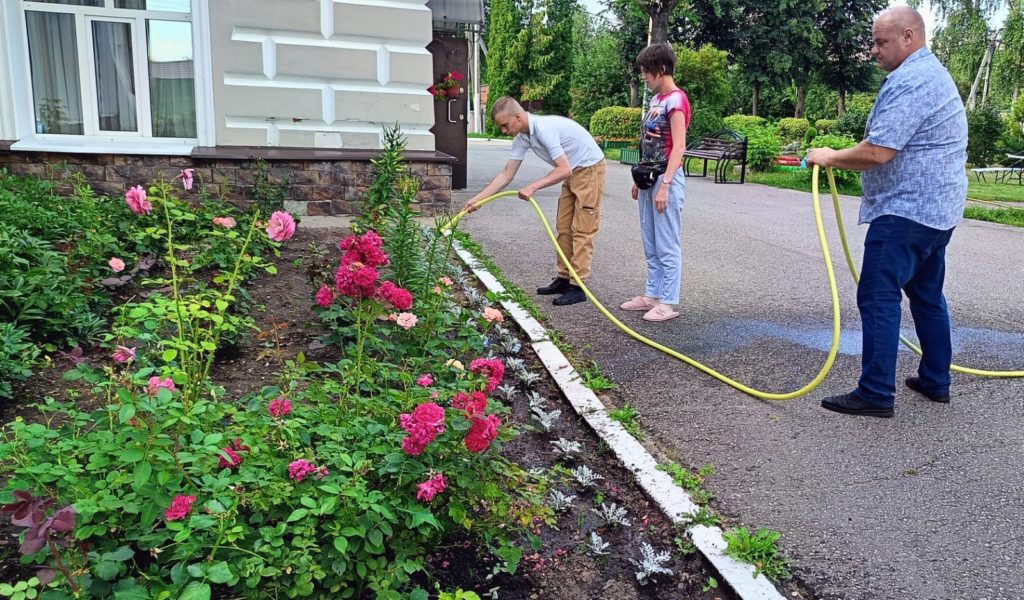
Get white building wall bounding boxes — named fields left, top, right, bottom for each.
left=209, top=0, right=436, bottom=151
left=0, top=5, right=16, bottom=141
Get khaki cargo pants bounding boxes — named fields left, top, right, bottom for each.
left=554, top=160, right=606, bottom=281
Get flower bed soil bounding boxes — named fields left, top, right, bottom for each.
left=0, top=224, right=785, bottom=598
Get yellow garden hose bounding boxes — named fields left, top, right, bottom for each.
left=444, top=166, right=1022, bottom=398
left=443, top=166, right=843, bottom=400
left=824, top=176, right=1024, bottom=377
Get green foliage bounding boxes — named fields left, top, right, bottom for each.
left=589, top=106, right=642, bottom=142
left=578, top=360, right=616, bottom=392
left=688, top=107, right=726, bottom=140
left=966, top=104, right=1007, bottom=166
left=608, top=403, right=642, bottom=439
left=521, top=0, right=576, bottom=116
left=745, top=126, right=782, bottom=172
left=1003, top=95, right=1024, bottom=152
left=778, top=118, right=811, bottom=142
left=834, top=92, right=875, bottom=138
left=485, top=0, right=530, bottom=135
left=674, top=44, right=732, bottom=117
left=803, top=126, right=818, bottom=148
left=356, top=123, right=406, bottom=233
left=722, top=527, right=791, bottom=582
left=807, top=133, right=859, bottom=187
left=963, top=206, right=1024, bottom=228
left=814, top=118, right=837, bottom=134
left=570, top=15, right=630, bottom=128
left=1, top=131, right=543, bottom=597
left=657, top=462, right=715, bottom=505
left=722, top=114, right=767, bottom=138
left=247, top=158, right=289, bottom=215
left=0, top=323, right=38, bottom=399
left=0, top=223, right=105, bottom=347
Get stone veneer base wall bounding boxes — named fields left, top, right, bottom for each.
left=0, top=147, right=454, bottom=217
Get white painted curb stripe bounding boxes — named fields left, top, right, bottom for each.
left=453, top=240, right=785, bottom=600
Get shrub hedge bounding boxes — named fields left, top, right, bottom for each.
left=589, top=107, right=642, bottom=142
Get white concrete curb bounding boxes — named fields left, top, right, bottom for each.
left=453, top=241, right=786, bottom=600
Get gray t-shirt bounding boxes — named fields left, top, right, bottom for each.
left=861, top=48, right=968, bottom=230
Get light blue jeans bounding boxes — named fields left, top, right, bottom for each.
left=637, top=170, right=685, bottom=305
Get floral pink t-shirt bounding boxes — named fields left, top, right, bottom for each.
left=639, top=89, right=691, bottom=165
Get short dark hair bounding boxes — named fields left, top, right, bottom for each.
left=636, top=43, right=676, bottom=77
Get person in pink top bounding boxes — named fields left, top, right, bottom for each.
left=620, top=43, right=692, bottom=322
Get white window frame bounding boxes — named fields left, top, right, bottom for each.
left=2, top=0, right=214, bottom=155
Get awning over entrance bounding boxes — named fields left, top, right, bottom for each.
left=426, top=0, right=484, bottom=32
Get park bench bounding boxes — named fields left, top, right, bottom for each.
left=684, top=130, right=747, bottom=184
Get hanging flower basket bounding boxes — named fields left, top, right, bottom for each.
left=429, top=70, right=463, bottom=101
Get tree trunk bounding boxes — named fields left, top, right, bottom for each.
left=795, top=85, right=806, bottom=118
left=629, top=79, right=638, bottom=107
left=649, top=11, right=669, bottom=44
left=838, top=88, right=847, bottom=118
left=751, top=83, right=760, bottom=116
left=643, top=0, right=679, bottom=45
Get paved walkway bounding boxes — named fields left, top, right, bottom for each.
left=455, top=138, right=1024, bottom=600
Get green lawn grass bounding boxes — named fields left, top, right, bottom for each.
left=967, top=179, right=1024, bottom=203
left=603, top=147, right=621, bottom=161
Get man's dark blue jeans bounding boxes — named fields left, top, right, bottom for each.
left=855, top=215, right=955, bottom=407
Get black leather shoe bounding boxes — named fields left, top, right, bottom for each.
left=821, top=393, right=894, bottom=418
left=537, top=277, right=571, bottom=295
left=904, top=377, right=950, bottom=403
left=552, top=286, right=587, bottom=306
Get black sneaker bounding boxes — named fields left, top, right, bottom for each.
left=821, top=393, right=894, bottom=418
left=553, top=286, right=587, bottom=306
left=537, top=277, right=571, bottom=295
left=904, top=377, right=950, bottom=403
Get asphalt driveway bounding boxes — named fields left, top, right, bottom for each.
left=455, top=138, right=1024, bottom=600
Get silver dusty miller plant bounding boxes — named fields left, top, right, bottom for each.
left=571, top=465, right=604, bottom=488
left=518, top=370, right=542, bottom=387
left=503, top=357, right=527, bottom=377
left=495, top=384, right=518, bottom=401
left=531, top=406, right=561, bottom=432
left=629, top=542, right=674, bottom=585
left=526, top=390, right=546, bottom=410
left=499, top=334, right=521, bottom=355
left=547, top=489, right=576, bottom=512
left=586, top=531, right=611, bottom=556
left=550, top=438, right=582, bottom=458
left=590, top=502, right=631, bottom=528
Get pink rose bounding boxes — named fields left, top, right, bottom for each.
left=266, top=211, right=296, bottom=242
left=416, top=374, right=433, bottom=387
left=112, top=345, right=136, bottom=364
left=315, top=285, right=334, bottom=308
left=416, top=472, right=447, bottom=502
left=268, top=397, right=292, bottom=418
left=146, top=376, right=176, bottom=396
left=212, top=216, right=236, bottom=228
left=217, top=447, right=241, bottom=469
left=396, top=312, right=418, bottom=330
left=482, top=307, right=504, bottom=323
left=439, top=276, right=453, bottom=287
left=464, top=414, right=501, bottom=453
left=164, top=495, right=196, bottom=521
left=288, top=459, right=316, bottom=482
left=179, top=168, right=194, bottom=191
left=108, top=257, right=125, bottom=272
left=125, top=186, right=151, bottom=215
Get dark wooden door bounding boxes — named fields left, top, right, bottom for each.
left=428, top=36, right=468, bottom=190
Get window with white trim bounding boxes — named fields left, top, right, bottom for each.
left=20, top=0, right=196, bottom=139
